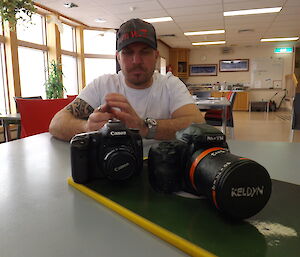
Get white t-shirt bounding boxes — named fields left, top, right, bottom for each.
left=78, top=71, right=194, bottom=119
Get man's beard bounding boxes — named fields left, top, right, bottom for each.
left=125, top=65, right=154, bottom=87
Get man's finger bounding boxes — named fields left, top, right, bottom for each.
left=89, top=111, right=114, bottom=122
left=96, top=103, right=112, bottom=113
left=105, top=100, right=129, bottom=112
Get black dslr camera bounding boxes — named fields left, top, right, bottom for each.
left=71, top=120, right=143, bottom=184
left=148, top=123, right=272, bottom=219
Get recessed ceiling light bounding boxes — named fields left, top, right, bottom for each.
left=192, top=41, right=226, bottom=46
left=261, top=37, right=299, bottom=42
left=224, top=7, right=282, bottom=16
left=64, top=2, right=78, bottom=8
left=143, top=17, right=173, bottom=23
left=184, top=30, right=225, bottom=36
left=95, top=18, right=106, bottom=23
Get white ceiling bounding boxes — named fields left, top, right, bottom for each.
left=35, top=0, right=300, bottom=49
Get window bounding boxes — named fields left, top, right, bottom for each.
left=61, top=23, right=78, bottom=95
left=16, top=13, right=45, bottom=45
left=85, top=58, right=116, bottom=85
left=84, top=29, right=116, bottom=84
left=61, top=54, right=78, bottom=95
left=0, top=17, right=3, bottom=35
left=0, top=18, right=6, bottom=114
left=16, top=13, right=47, bottom=98
left=84, top=29, right=116, bottom=55
left=160, top=57, right=166, bottom=75
left=18, top=47, right=47, bottom=98
left=61, top=23, right=75, bottom=52
left=0, top=43, right=7, bottom=114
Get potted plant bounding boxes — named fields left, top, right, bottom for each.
left=0, top=0, right=36, bottom=30
left=44, top=60, right=66, bottom=99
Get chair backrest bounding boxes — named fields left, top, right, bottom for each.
left=226, top=91, right=237, bottom=105
left=292, top=93, right=300, bottom=129
left=15, top=98, right=73, bottom=138
left=195, top=91, right=211, bottom=98
left=66, top=95, right=78, bottom=101
left=14, top=96, right=43, bottom=113
left=204, top=91, right=237, bottom=127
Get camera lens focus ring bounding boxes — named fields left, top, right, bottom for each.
left=103, top=147, right=137, bottom=181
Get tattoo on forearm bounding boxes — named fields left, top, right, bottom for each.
left=65, top=98, right=93, bottom=119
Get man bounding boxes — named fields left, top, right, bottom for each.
left=49, top=18, right=204, bottom=141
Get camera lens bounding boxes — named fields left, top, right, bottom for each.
left=188, top=147, right=272, bottom=219
left=103, top=147, right=137, bottom=181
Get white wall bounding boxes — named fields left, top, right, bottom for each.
left=186, top=45, right=295, bottom=109
left=157, top=41, right=169, bottom=63
left=156, top=41, right=170, bottom=73
left=187, top=46, right=294, bottom=89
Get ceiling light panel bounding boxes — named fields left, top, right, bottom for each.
left=95, top=18, right=106, bottom=23
left=184, top=30, right=225, bottom=36
left=143, top=17, right=173, bottom=23
left=192, top=41, right=226, bottom=45
left=261, top=37, right=299, bottom=42
left=224, top=7, right=282, bottom=16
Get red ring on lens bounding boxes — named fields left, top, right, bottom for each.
left=189, top=147, right=225, bottom=190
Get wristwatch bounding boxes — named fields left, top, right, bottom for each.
left=144, top=117, right=157, bottom=139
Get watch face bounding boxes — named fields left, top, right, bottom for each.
left=147, top=118, right=157, bottom=126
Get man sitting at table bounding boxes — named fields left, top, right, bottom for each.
left=49, top=18, right=204, bottom=141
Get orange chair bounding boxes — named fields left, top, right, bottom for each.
left=15, top=98, right=73, bottom=138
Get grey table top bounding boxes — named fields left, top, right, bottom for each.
left=1, top=133, right=300, bottom=257
left=0, top=113, right=21, bottom=120
left=195, top=97, right=231, bottom=108
left=0, top=133, right=188, bottom=257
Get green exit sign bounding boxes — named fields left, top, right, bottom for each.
left=274, top=47, right=293, bottom=53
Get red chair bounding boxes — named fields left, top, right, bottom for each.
left=66, top=95, right=78, bottom=101
left=15, top=98, right=73, bottom=138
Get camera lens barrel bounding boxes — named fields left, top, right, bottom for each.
left=189, top=148, right=272, bottom=219
left=103, top=147, right=137, bottom=181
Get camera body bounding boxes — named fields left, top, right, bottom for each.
left=148, top=123, right=272, bottom=219
left=71, top=120, right=143, bottom=184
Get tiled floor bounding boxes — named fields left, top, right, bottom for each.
left=229, top=110, right=300, bottom=142
left=1, top=110, right=300, bottom=143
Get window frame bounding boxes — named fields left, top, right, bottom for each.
left=0, top=41, right=9, bottom=114
left=83, top=28, right=116, bottom=84
left=61, top=21, right=79, bottom=95
left=16, top=12, right=48, bottom=98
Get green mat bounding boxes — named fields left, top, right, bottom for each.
left=68, top=161, right=300, bottom=257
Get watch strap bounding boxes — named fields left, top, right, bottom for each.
left=144, top=118, right=157, bottom=139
